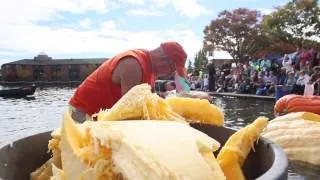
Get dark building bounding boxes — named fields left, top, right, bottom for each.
left=1, top=53, right=107, bottom=82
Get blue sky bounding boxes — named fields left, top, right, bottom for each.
left=0, top=0, right=289, bottom=66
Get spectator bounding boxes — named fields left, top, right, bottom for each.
left=207, top=61, right=216, bottom=91
left=299, top=50, right=312, bottom=71
left=225, top=73, right=234, bottom=92
left=255, top=74, right=267, bottom=95
left=282, top=54, right=293, bottom=72
left=203, top=75, right=209, bottom=92
left=310, top=66, right=320, bottom=95
left=157, top=81, right=176, bottom=98
left=270, top=60, right=280, bottom=75
left=165, top=81, right=176, bottom=91
left=265, top=71, right=277, bottom=95
left=293, top=47, right=302, bottom=70
left=250, top=71, right=259, bottom=93
left=284, top=71, right=296, bottom=91
left=277, top=68, right=287, bottom=85
left=164, top=81, right=177, bottom=97
left=216, top=73, right=226, bottom=92
left=292, top=70, right=310, bottom=95
left=235, top=75, right=249, bottom=93
left=243, top=62, right=250, bottom=76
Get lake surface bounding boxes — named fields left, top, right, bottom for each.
left=0, top=86, right=319, bottom=179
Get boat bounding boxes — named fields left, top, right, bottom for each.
left=0, top=85, right=36, bottom=98
left=0, top=125, right=288, bottom=180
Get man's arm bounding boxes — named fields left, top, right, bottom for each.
left=114, top=57, right=142, bottom=95
left=178, top=91, right=212, bottom=101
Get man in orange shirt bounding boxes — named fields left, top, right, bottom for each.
left=69, top=41, right=188, bottom=122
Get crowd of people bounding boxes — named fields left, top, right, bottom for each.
left=188, top=49, right=320, bottom=97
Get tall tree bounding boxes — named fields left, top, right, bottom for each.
left=262, top=0, right=320, bottom=48
left=194, top=48, right=208, bottom=72
left=203, top=8, right=268, bottom=63
left=187, top=60, right=193, bottom=73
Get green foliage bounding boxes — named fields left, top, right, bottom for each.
left=262, top=0, right=320, bottom=48
left=194, top=48, right=208, bottom=72
left=203, top=8, right=269, bottom=62
left=187, top=60, right=193, bottom=73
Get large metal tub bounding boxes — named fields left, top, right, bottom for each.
left=0, top=125, right=288, bottom=180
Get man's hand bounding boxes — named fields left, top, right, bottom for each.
left=178, top=91, right=212, bottom=101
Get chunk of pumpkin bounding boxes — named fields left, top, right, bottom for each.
left=95, top=84, right=185, bottom=122
left=262, top=112, right=320, bottom=165
left=270, top=112, right=320, bottom=123
left=217, top=117, right=268, bottom=180
left=165, top=97, right=224, bottom=126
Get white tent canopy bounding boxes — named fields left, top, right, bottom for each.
left=207, top=51, right=233, bottom=60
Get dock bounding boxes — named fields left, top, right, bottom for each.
left=209, top=92, right=276, bottom=100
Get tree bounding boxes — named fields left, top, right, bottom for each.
left=203, top=8, right=269, bottom=63
left=187, top=60, right=193, bottom=73
left=194, top=48, right=208, bottom=72
left=262, top=0, right=320, bottom=48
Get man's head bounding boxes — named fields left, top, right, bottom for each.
left=287, top=71, right=294, bottom=77
left=150, top=41, right=187, bottom=78
left=299, top=70, right=305, bottom=76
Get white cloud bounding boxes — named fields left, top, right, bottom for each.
left=171, top=0, right=212, bottom=18
left=121, top=0, right=145, bottom=5
left=176, top=24, right=188, bottom=28
left=79, top=18, right=92, bottom=29
left=0, top=0, right=118, bottom=25
left=0, top=21, right=202, bottom=61
left=127, top=9, right=164, bottom=16
left=257, top=8, right=274, bottom=15
left=129, top=0, right=211, bottom=18
left=150, top=0, right=212, bottom=18
left=100, top=20, right=118, bottom=29
left=0, top=0, right=205, bottom=64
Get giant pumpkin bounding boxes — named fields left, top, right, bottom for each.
left=274, top=94, right=320, bottom=115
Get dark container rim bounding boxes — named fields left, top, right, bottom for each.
left=191, top=124, right=288, bottom=180
left=226, top=126, right=288, bottom=180
left=255, top=136, right=288, bottom=180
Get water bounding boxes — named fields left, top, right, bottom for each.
left=212, top=97, right=320, bottom=180
left=0, top=87, right=75, bottom=146
left=0, top=87, right=319, bottom=179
